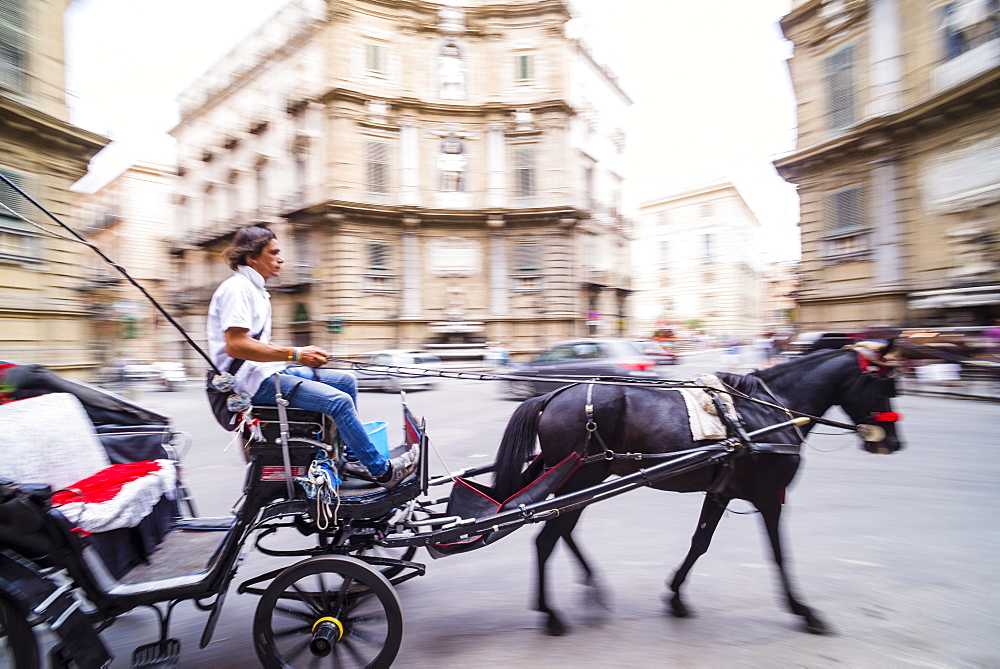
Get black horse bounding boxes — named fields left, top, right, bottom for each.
left=492, top=344, right=904, bottom=636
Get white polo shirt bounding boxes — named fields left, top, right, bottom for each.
left=207, top=265, right=285, bottom=396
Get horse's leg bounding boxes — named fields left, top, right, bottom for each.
left=534, top=510, right=585, bottom=636
left=752, top=494, right=828, bottom=634
left=561, top=519, right=608, bottom=609
left=667, top=493, right=730, bottom=618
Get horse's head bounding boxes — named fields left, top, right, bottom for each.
left=838, top=341, right=904, bottom=454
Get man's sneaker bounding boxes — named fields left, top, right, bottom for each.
left=341, top=459, right=375, bottom=481
left=375, top=444, right=420, bottom=490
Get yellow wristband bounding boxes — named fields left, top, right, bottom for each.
left=287, top=347, right=295, bottom=362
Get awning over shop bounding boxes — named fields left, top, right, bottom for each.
left=908, top=285, right=1000, bottom=309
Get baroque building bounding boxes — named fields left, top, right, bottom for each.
left=0, top=0, right=108, bottom=376
left=775, top=0, right=1000, bottom=330
left=633, top=182, right=766, bottom=340
left=75, top=163, right=178, bottom=366
left=170, top=0, right=632, bottom=364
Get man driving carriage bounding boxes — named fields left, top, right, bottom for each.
left=207, top=225, right=418, bottom=489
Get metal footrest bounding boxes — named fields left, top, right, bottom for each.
left=132, top=638, right=181, bottom=668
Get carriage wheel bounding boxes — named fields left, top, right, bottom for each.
left=254, top=556, right=403, bottom=669
left=0, top=593, right=39, bottom=669
left=353, top=544, right=418, bottom=581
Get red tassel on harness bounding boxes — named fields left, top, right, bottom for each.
left=874, top=411, right=901, bottom=422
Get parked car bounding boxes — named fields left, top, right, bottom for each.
left=630, top=339, right=679, bottom=365
left=152, top=361, right=188, bottom=391
left=354, top=350, right=442, bottom=393
left=501, top=338, right=659, bottom=399
left=120, top=360, right=159, bottom=383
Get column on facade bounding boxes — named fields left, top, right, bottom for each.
left=401, top=221, right=421, bottom=317
left=870, top=157, right=902, bottom=286
left=486, top=125, right=507, bottom=208
left=488, top=216, right=508, bottom=316
left=868, top=0, right=903, bottom=116
left=399, top=124, right=420, bottom=206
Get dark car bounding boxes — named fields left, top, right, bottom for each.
left=630, top=339, right=679, bottom=365
left=501, top=338, right=659, bottom=399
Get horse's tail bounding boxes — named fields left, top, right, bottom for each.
left=492, top=394, right=547, bottom=500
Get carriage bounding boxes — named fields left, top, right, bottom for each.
left=0, top=335, right=908, bottom=669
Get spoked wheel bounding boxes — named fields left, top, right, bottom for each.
left=0, top=593, right=39, bottom=669
left=254, top=556, right=403, bottom=669
left=353, top=544, right=418, bottom=581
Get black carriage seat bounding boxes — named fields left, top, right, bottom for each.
left=243, top=404, right=388, bottom=491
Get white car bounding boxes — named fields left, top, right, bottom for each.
left=354, top=350, right=442, bottom=393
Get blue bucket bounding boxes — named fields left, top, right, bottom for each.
left=363, top=421, right=390, bottom=459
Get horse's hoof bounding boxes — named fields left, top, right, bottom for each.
left=803, top=611, right=829, bottom=634
left=545, top=615, right=567, bottom=636
left=667, top=593, right=690, bottom=618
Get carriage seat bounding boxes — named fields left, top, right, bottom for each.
left=0, top=392, right=176, bottom=534
left=245, top=404, right=328, bottom=443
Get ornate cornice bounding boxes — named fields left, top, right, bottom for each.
left=775, top=66, right=1000, bottom=181
left=0, top=95, right=108, bottom=158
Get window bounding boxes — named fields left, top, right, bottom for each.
left=702, top=233, right=714, bottom=258
left=658, top=239, right=669, bottom=270
left=366, top=141, right=389, bottom=195
left=823, top=186, right=870, bottom=259
left=700, top=204, right=713, bottom=218
left=363, top=241, right=396, bottom=292
left=368, top=241, right=391, bottom=272
left=826, top=186, right=866, bottom=232
left=826, top=44, right=856, bottom=132
left=0, top=0, right=28, bottom=94
left=0, top=170, right=41, bottom=261
left=513, top=242, right=540, bottom=274
left=366, top=43, right=386, bottom=74
left=513, top=146, right=535, bottom=198
left=941, top=1, right=1000, bottom=59
left=515, top=53, right=534, bottom=82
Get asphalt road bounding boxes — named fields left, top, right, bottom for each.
left=95, top=352, right=1000, bottom=668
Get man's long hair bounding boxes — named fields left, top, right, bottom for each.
left=222, top=226, right=275, bottom=270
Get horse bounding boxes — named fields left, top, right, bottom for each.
left=491, top=343, right=904, bottom=636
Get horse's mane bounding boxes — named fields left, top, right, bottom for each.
left=715, top=349, right=850, bottom=400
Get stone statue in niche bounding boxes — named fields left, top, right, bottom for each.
left=437, top=137, right=467, bottom=192
left=438, top=42, right=467, bottom=99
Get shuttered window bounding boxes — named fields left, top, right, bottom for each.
left=825, top=186, right=866, bottom=232
left=658, top=239, right=669, bottom=270
left=368, top=241, right=391, bottom=272
left=826, top=44, right=856, bottom=132
left=513, top=146, right=535, bottom=198
left=366, top=43, right=386, bottom=74
left=0, top=0, right=27, bottom=94
left=513, top=242, right=540, bottom=274
left=366, top=141, right=389, bottom=195
left=0, top=170, right=41, bottom=260
left=515, top=53, right=534, bottom=82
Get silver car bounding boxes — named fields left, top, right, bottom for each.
left=354, top=350, right=442, bottom=393
left=501, top=338, right=659, bottom=399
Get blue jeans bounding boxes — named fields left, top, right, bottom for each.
left=250, top=367, right=389, bottom=477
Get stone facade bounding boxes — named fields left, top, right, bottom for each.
left=75, top=163, right=179, bottom=365
left=633, top=182, right=766, bottom=340
left=0, top=0, right=109, bottom=376
left=775, top=0, right=1000, bottom=330
left=169, top=0, right=632, bottom=364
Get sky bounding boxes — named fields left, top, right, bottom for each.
left=64, top=0, right=800, bottom=260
